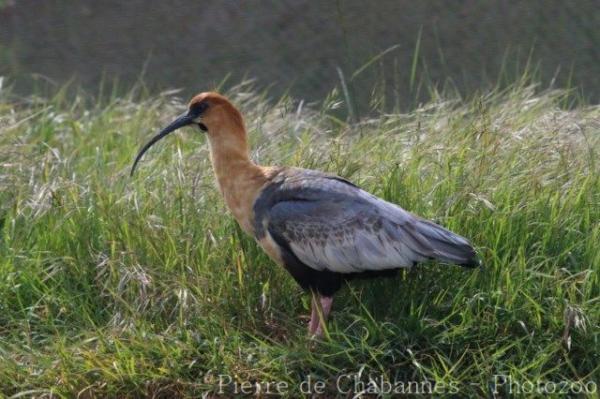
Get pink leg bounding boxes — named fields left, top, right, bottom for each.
left=308, top=293, right=333, bottom=337
left=308, top=299, right=320, bottom=335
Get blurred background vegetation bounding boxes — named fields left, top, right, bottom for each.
left=0, top=0, right=598, bottom=111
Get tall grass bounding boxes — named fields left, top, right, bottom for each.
left=0, top=79, right=598, bottom=397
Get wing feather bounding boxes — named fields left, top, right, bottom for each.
left=258, top=168, right=478, bottom=273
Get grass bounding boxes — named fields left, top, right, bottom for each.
left=0, top=79, right=598, bottom=397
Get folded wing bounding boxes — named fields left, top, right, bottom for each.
left=256, top=168, right=479, bottom=274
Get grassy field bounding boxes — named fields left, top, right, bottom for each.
left=0, top=80, right=598, bottom=397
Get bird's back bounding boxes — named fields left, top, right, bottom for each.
left=253, top=167, right=479, bottom=278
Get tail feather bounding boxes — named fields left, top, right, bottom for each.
left=415, top=219, right=480, bottom=268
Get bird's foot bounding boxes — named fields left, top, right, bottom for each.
left=308, top=294, right=333, bottom=338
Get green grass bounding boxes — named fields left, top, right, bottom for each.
left=0, top=80, right=598, bottom=397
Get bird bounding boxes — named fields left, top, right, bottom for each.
left=130, top=92, right=480, bottom=337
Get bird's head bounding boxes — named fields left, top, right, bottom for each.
left=130, top=92, right=245, bottom=176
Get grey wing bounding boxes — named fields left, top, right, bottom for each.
left=262, top=171, right=478, bottom=274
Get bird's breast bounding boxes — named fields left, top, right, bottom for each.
left=256, top=231, right=284, bottom=265
left=215, top=165, right=281, bottom=236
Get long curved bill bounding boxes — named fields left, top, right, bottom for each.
left=130, top=112, right=194, bottom=176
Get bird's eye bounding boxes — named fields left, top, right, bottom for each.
left=189, top=101, right=209, bottom=117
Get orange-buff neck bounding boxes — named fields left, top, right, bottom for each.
left=205, top=116, right=272, bottom=233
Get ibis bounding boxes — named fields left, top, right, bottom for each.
left=131, top=92, right=480, bottom=337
